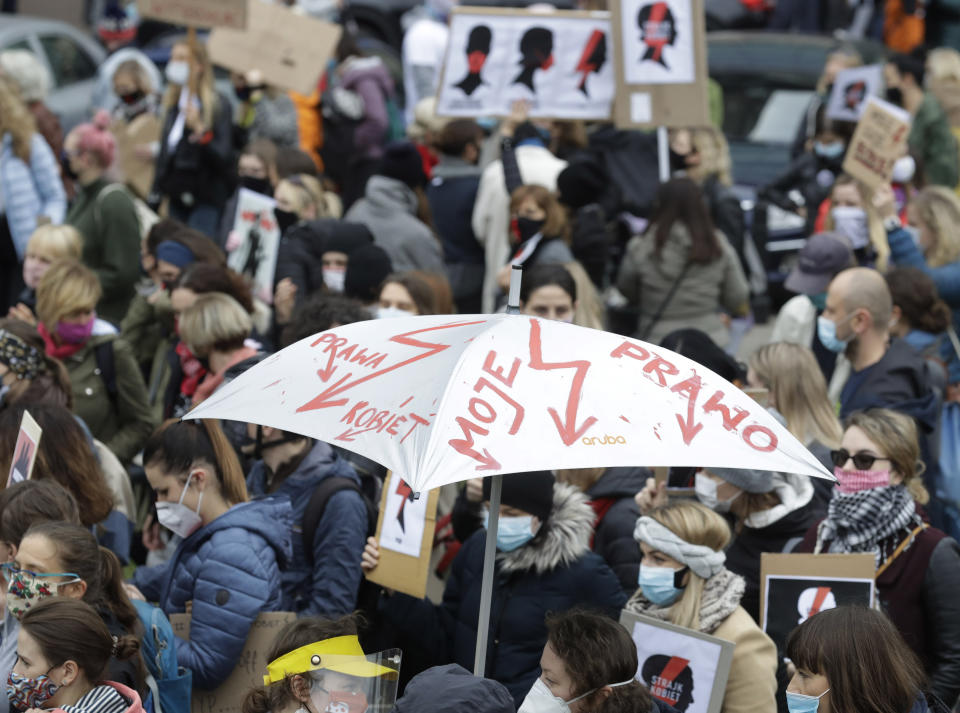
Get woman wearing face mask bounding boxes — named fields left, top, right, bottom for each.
left=376, top=272, right=436, bottom=318
left=34, top=260, right=155, bottom=464
left=819, top=174, right=888, bottom=268
left=8, top=598, right=144, bottom=713
left=785, top=606, right=951, bottom=713
left=618, top=177, right=749, bottom=347
left=273, top=174, right=337, bottom=239
left=151, top=40, right=232, bottom=237
left=217, top=139, right=278, bottom=249
left=110, top=60, right=160, bottom=202
left=361, top=471, right=626, bottom=707
left=519, top=609, right=665, bottom=713
left=8, top=522, right=146, bottom=693
left=496, top=186, right=574, bottom=294
left=626, top=501, right=777, bottom=713
left=794, top=408, right=960, bottom=708
left=129, top=419, right=293, bottom=690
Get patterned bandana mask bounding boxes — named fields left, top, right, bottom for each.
left=4, top=567, right=80, bottom=620
left=6, top=670, right=60, bottom=711
left=0, top=330, right=43, bottom=381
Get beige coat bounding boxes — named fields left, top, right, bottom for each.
left=712, top=606, right=778, bottom=713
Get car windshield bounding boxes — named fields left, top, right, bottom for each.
left=711, top=74, right=813, bottom=145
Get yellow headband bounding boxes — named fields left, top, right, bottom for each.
left=263, top=635, right=394, bottom=685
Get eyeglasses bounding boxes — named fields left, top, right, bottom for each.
left=830, top=449, right=891, bottom=470
left=0, top=563, right=80, bottom=582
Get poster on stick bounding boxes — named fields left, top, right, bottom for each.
left=7, top=410, right=41, bottom=486
left=436, top=7, right=614, bottom=120
left=139, top=0, right=247, bottom=29
left=760, top=553, right=875, bottom=653
left=611, top=0, right=709, bottom=127
left=227, top=188, right=281, bottom=305
left=208, top=1, right=341, bottom=95
left=825, top=65, right=883, bottom=122
left=842, top=96, right=912, bottom=189
left=620, top=610, right=735, bottom=713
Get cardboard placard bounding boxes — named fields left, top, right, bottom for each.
left=208, top=1, right=342, bottom=95
left=435, top=7, right=614, bottom=120
left=139, top=0, right=247, bottom=29
left=825, top=64, right=884, bottom=123
left=170, top=611, right=296, bottom=713
left=227, top=188, right=281, bottom=305
left=7, top=410, right=41, bottom=487
left=620, top=609, right=735, bottom=713
left=365, top=472, right=439, bottom=599
left=611, top=0, right=709, bottom=128
left=760, top=553, right=875, bottom=653
left=110, top=114, right=162, bottom=201
left=842, top=96, right=912, bottom=190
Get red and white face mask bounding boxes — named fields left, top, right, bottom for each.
left=833, top=466, right=891, bottom=494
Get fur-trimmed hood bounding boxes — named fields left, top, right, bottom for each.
left=498, top=483, right=593, bottom=575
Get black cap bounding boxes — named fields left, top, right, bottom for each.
left=482, top=471, right=555, bottom=522
left=344, top=244, right=393, bottom=303
left=785, top=232, right=853, bottom=295
left=378, top=142, right=427, bottom=189
left=557, top=160, right=607, bottom=209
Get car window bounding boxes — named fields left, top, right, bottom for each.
left=1, top=38, right=32, bottom=53
left=39, top=34, right=97, bottom=87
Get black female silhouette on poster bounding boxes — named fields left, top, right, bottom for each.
left=575, top=29, right=607, bottom=96
left=454, top=25, right=492, bottom=96
left=513, top=27, right=554, bottom=92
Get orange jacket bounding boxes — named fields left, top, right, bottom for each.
left=884, top=0, right=925, bottom=53
left=290, top=90, right=323, bottom=172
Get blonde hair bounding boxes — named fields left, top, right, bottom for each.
left=278, top=174, right=334, bottom=220
left=749, top=343, right=843, bottom=449
left=0, top=75, right=36, bottom=162
left=27, top=224, right=83, bottom=262
left=817, top=49, right=863, bottom=94
left=845, top=409, right=929, bottom=505
left=825, top=175, right=889, bottom=270
left=112, top=59, right=155, bottom=94
left=646, top=501, right=731, bottom=631
left=927, top=48, right=960, bottom=84
left=688, top=126, right=733, bottom=186
left=178, top=292, right=253, bottom=357
left=162, top=41, right=218, bottom=129
left=910, top=186, right=960, bottom=267
left=554, top=467, right=607, bottom=491
left=563, top=261, right=604, bottom=330
left=0, top=49, right=51, bottom=103
left=36, top=260, right=101, bottom=328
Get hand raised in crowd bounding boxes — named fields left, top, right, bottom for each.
left=274, top=278, right=298, bottom=325
left=500, top=99, right=531, bottom=139
left=7, top=303, right=36, bottom=325
left=361, top=536, right=381, bottom=574
left=634, top=477, right=668, bottom=515
left=872, top=183, right=898, bottom=220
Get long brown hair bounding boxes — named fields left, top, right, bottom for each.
left=143, top=419, right=248, bottom=505
left=787, top=606, right=926, bottom=713
left=0, top=480, right=80, bottom=547
left=0, top=405, right=113, bottom=525
left=509, top=185, right=570, bottom=244
left=651, top=178, right=721, bottom=264
left=0, top=318, right=72, bottom=410
left=162, top=41, right=218, bottom=129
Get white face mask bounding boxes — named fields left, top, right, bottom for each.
left=323, top=267, right=346, bottom=293
left=155, top=472, right=204, bottom=539
left=518, top=677, right=633, bottom=713
left=376, top=306, right=414, bottom=319
left=695, top=473, right=741, bottom=513
left=164, top=60, right=190, bottom=86
left=891, top=155, right=916, bottom=184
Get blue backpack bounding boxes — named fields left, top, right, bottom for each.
left=133, top=600, right=192, bottom=713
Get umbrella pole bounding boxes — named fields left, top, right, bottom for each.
left=473, top=473, right=502, bottom=677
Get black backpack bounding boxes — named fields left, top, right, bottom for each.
left=301, top=476, right=378, bottom=567
left=94, top=341, right=118, bottom=404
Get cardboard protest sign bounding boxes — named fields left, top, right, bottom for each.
left=7, top=410, right=41, bottom=486
left=611, top=0, right=709, bottom=127
left=760, top=553, right=875, bottom=653
left=842, top=96, right=912, bottom=190
left=139, top=0, right=247, bottom=29
left=227, top=188, right=281, bottom=305
left=110, top=114, right=161, bottom=201
left=366, top=472, right=440, bottom=598
left=826, top=65, right=883, bottom=122
left=436, top=8, right=614, bottom=120
left=620, top=610, right=735, bottom=713
left=208, top=1, right=341, bottom=95
left=170, top=611, right=296, bottom=713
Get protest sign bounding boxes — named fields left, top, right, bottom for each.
left=826, top=65, right=883, bottom=122
left=110, top=114, right=161, bottom=201
left=436, top=7, right=614, bottom=120
left=620, top=610, right=734, bottom=713
left=139, top=0, right=247, bottom=29
left=611, top=0, right=709, bottom=127
left=208, top=1, right=341, bottom=95
left=170, top=611, right=296, bottom=713
left=842, top=96, right=912, bottom=190
left=7, top=410, right=41, bottom=487
left=366, top=472, right=440, bottom=599
left=760, top=553, right=875, bottom=653
left=227, top=188, right=281, bottom=305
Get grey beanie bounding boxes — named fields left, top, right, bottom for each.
left=706, top=408, right=787, bottom=493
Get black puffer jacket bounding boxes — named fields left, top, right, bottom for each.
left=586, top=467, right=648, bottom=594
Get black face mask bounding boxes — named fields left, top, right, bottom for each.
left=886, top=86, right=904, bottom=107
left=240, top=175, right=273, bottom=196
left=274, top=207, right=299, bottom=235
left=119, top=89, right=145, bottom=105
left=516, top=216, right=545, bottom=243
left=669, top=148, right=689, bottom=174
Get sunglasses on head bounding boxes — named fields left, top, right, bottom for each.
left=830, top=449, right=891, bottom=470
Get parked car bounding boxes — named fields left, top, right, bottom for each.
left=0, top=16, right=107, bottom=132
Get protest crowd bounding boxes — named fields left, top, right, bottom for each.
left=3, top=1, right=960, bottom=712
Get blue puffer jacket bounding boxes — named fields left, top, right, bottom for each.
left=132, top=497, right=293, bottom=690
left=381, top=483, right=627, bottom=707
left=247, top=441, right=368, bottom=617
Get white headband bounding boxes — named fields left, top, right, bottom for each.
left=633, top=516, right=726, bottom=580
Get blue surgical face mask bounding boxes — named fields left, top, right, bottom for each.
left=483, top=511, right=536, bottom=552
left=638, top=564, right=685, bottom=606
left=786, top=689, right=830, bottom=713
left=816, top=315, right=850, bottom=354
left=814, top=141, right=845, bottom=159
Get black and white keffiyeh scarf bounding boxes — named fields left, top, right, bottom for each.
left=815, top=485, right=922, bottom=566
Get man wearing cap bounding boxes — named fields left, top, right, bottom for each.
left=361, top=471, right=625, bottom=707
left=772, top=232, right=853, bottom=381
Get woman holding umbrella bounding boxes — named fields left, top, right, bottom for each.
left=361, top=470, right=625, bottom=707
